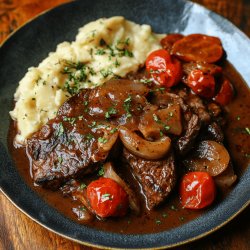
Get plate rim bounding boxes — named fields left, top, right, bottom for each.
left=0, top=187, right=249, bottom=250
left=0, top=0, right=250, bottom=249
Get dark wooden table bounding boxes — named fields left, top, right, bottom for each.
left=0, top=0, right=249, bottom=249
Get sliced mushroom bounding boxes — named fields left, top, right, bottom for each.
left=91, top=124, right=119, bottom=162
left=183, top=140, right=230, bottom=176
left=119, top=126, right=171, bottom=160
left=139, top=104, right=182, bottom=139
left=61, top=180, right=94, bottom=222
left=214, top=162, right=237, bottom=188
left=103, top=162, right=140, bottom=214
left=97, top=125, right=119, bottom=152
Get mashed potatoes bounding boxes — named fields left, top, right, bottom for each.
left=10, top=16, right=163, bottom=143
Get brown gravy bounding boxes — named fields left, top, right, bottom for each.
left=8, top=61, right=250, bottom=234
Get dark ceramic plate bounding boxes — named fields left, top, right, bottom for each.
left=0, top=0, right=249, bottom=249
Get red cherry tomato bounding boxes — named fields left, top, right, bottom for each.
left=214, top=78, right=234, bottom=105
left=146, top=49, right=182, bottom=87
left=172, top=34, right=223, bottom=63
left=87, top=177, right=129, bottom=218
left=187, top=69, right=215, bottom=98
left=160, top=34, right=184, bottom=52
left=180, top=172, right=216, bottom=209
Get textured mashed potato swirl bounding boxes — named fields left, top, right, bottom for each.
left=10, top=16, right=163, bottom=143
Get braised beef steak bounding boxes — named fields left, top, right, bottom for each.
left=26, top=80, right=149, bottom=189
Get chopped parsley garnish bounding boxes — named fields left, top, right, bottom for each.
left=124, top=37, right=130, bottom=45
left=114, top=59, right=120, bottom=67
left=63, top=117, right=76, bottom=125
left=117, top=37, right=130, bottom=46
left=232, top=127, right=250, bottom=135
left=98, top=137, right=108, bottom=144
left=149, top=87, right=166, bottom=93
left=107, top=45, right=115, bottom=57
left=150, top=69, right=165, bottom=74
left=123, top=95, right=132, bottom=118
left=56, top=122, right=65, bottom=137
left=153, top=114, right=160, bottom=123
left=158, top=87, right=166, bottom=93
left=110, top=127, right=118, bottom=134
left=153, top=114, right=171, bottom=132
left=100, top=68, right=113, bottom=78
left=85, top=133, right=94, bottom=141
left=245, top=153, right=250, bottom=158
left=105, top=107, right=117, bottom=119
left=58, top=156, right=63, bottom=164
left=83, top=100, right=89, bottom=112
left=164, top=125, right=170, bottom=131
left=155, top=219, right=162, bottom=225
left=97, top=38, right=134, bottom=61
left=88, top=67, right=96, bottom=75
left=245, top=127, right=250, bottom=135
left=62, top=60, right=88, bottom=95
left=170, top=205, right=178, bottom=211
left=98, top=166, right=104, bottom=176
left=89, top=121, right=97, bottom=128
left=79, top=183, right=87, bottom=189
left=95, top=49, right=106, bottom=55
left=79, top=206, right=86, bottom=211
left=236, top=116, right=241, bottom=121
left=101, top=193, right=112, bottom=201
left=179, top=216, right=185, bottom=222
left=140, top=78, right=153, bottom=85
left=162, top=213, right=168, bottom=218
left=102, top=193, right=110, bottom=198
left=120, top=49, right=133, bottom=57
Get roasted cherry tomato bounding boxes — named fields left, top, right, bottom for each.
left=180, top=172, right=216, bottom=209
left=87, top=177, right=129, bottom=218
left=214, top=78, right=234, bottom=106
left=187, top=69, right=215, bottom=98
left=160, top=34, right=184, bottom=52
left=172, top=34, right=223, bottom=63
left=146, top=49, right=182, bottom=87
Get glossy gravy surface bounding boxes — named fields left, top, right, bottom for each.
left=8, top=62, right=250, bottom=234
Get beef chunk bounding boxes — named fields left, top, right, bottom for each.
left=207, top=102, right=222, bottom=118
left=185, top=93, right=211, bottom=123
left=176, top=88, right=211, bottom=123
left=123, top=148, right=176, bottom=210
left=202, top=122, right=224, bottom=143
left=151, top=90, right=188, bottom=111
left=177, top=113, right=201, bottom=155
